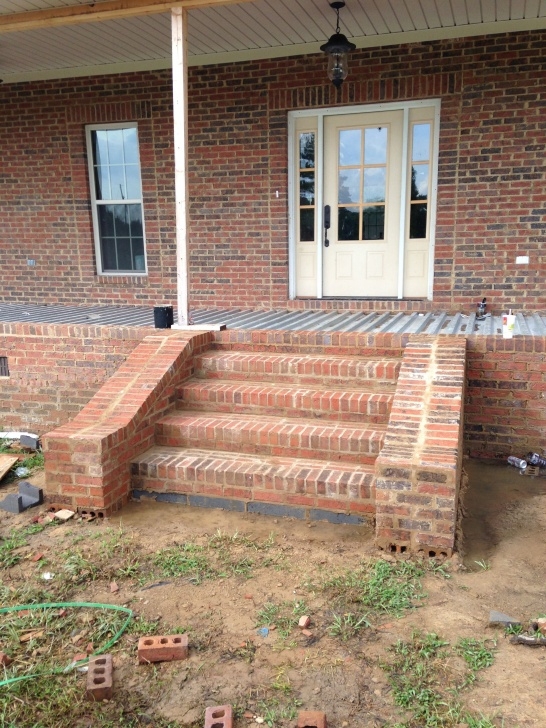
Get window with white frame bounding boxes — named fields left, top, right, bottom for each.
left=86, top=123, right=147, bottom=274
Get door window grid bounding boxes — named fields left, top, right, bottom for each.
left=337, top=126, right=388, bottom=241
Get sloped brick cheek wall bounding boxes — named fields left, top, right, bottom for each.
left=374, top=336, right=466, bottom=556
left=465, top=336, right=546, bottom=458
left=0, top=323, right=150, bottom=432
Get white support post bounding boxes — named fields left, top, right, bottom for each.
left=171, top=7, right=225, bottom=331
left=171, top=7, right=189, bottom=327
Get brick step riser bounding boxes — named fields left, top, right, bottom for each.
left=155, top=425, right=384, bottom=465
left=193, top=358, right=401, bottom=387
left=176, top=386, right=393, bottom=425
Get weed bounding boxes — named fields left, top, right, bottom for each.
left=474, top=560, right=491, bottom=571
left=504, top=623, right=523, bottom=636
left=328, top=612, right=371, bottom=641
left=256, top=599, right=308, bottom=639
left=0, top=523, right=46, bottom=569
left=154, top=543, right=215, bottom=584
left=128, top=615, right=162, bottom=636
left=256, top=696, right=302, bottom=727
left=454, top=637, right=495, bottom=686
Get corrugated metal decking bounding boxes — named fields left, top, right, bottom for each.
left=0, top=302, right=544, bottom=335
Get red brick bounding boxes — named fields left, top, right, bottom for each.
left=137, top=634, right=189, bottom=664
left=297, top=710, right=328, bottom=728
left=86, top=654, right=113, bottom=701
left=204, top=705, right=233, bottom=728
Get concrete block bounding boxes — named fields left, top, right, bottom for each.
left=86, top=654, right=113, bottom=701
left=20, top=434, right=40, bottom=450
left=138, top=634, right=189, bottom=664
left=488, top=610, right=521, bottom=628
left=204, top=705, right=233, bottom=728
left=297, top=710, right=327, bottom=728
left=0, top=481, right=43, bottom=513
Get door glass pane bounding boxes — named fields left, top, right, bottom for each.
left=300, top=133, right=315, bottom=168
left=363, top=206, right=385, bottom=240
left=411, top=165, right=429, bottom=200
left=300, top=209, right=314, bottom=241
left=339, top=129, right=361, bottom=166
left=339, top=169, right=361, bottom=204
left=412, top=123, right=430, bottom=162
left=300, top=172, right=315, bottom=205
left=410, top=203, right=427, bottom=239
left=338, top=206, right=360, bottom=240
left=364, top=127, right=387, bottom=165
left=364, top=168, right=386, bottom=203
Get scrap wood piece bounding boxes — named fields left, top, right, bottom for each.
left=0, top=454, right=18, bottom=482
left=510, top=634, right=546, bottom=647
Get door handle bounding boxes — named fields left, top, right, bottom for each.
left=324, top=205, right=330, bottom=247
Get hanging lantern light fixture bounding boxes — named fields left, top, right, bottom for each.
left=320, top=1, right=356, bottom=89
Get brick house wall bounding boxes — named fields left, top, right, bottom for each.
left=0, top=31, right=545, bottom=312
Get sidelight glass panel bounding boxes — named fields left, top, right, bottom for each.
left=363, top=206, right=385, bottom=240
left=339, top=129, right=361, bottom=166
left=339, top=169, right=361, bottom=204
left=300, top=208, right=315, bottom=241
left=300, top=132, right=315, bottom=168
left=364, top=127, right=387, bottom=165
left=300, top=171, right=315, bottom=205
left=412, top=123, right=430, bottom=162
left=410, top=203, right=427, bottom=239
left=338, top=206, right=360, bottom=240
left=411, top=164, right=429, bottom=200
left=364, top=167, right=386, bottom=203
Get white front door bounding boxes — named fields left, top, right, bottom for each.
left=291, top=101, right=438, bottom=301
left=323, top=110, right=403, bottom=297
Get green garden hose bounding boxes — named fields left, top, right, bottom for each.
left=0, top=601, right=133, bottom=688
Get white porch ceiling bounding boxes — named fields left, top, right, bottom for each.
left=1, top=0, right=546, bottom=83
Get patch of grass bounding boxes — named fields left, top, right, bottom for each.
left=328, top=612, right=371, bottom=641
left=256, top=599, right=308, bottom=639
left=383, top=631, right=498, bottom=728
left=154, top=543, right=215, bottom=584
left=255, top=696, right=302, bottom=728
left=127, top=615, right=162, bottom=636
left=474, top=559, right=491, bottom=571
left=0, top=523, right=47, bottom=569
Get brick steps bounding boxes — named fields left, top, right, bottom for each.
left=156, top=410, right=386, bottom=464
left=131, top=445, right=375, bottom=510
left=177, top=379, right=394, bottom=424
left=193, top=350, right=400, bottom=387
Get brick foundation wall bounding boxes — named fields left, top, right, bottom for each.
left=0, top=323, right=152, bottom=433
left=465, top=336, right=546, bottom=459
left=1, top=31, right=546, bottom=313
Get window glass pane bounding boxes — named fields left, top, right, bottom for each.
left=363, top=206, right=385, bottom=240
left=410, top=203, right=428, bottom=239
left=364, top=167, right=386, bottom=203
left=123, top=127, right=139, bottom=164
left=300, top=172, right=315, bottom=205
left=128, top=205, right=143, bottom=237
left=113, top=204, right=130, bottom=237
left=411, top=165, right=429, bottom=200
left=338, top=206, right=360, bottom=240
left=116, top=238, right=133, bottom=270
left=300, top=209, right=315, bottom=241
left=300, top=133, right=315, bottom=169
left=93, top=131, right=109, bottom=167
left=94, top=166, right=111, bottom=201
left=126, top=164, right=142, bottom=199
left=364, top=127, right=387, bottom=165
left=98, top=205, right=115, bottom=237
left=412, top=123, right=430, bottom=162
left=106, top=129, right=125, bottom=166
left=101, top=238, right=117, bottom=270
left=339, top=129, right=361, bottom=166
left=109, top=165, right=126, bottom=201
left=338, top=169, right=361, bottom=204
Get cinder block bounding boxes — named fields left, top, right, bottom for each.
left=0, top=651, right=12, bottom=667
left=86, top=654, right=113, bottom=701
left=297, top=710, right=328, bottom=728
left=0, top=481, right=43, bottom=514
left=204, top=705, right=233, bottom=728
left=138, top=634, right=189, bottom=664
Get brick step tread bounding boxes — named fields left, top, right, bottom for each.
left=131, top=445, right=375, bottom=503
left=194, top=350, right=401, bottom=385
left=177, top=379, right=394, bottom=423
left=156, top=411, right=385, bottom=463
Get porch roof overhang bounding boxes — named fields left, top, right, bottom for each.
left=1, top=0, right=546, bottom=85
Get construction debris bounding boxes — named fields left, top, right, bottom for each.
left=0, top=481, right=43, bottom=513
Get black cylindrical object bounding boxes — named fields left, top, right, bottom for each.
left=153, top=305, right=174, bottom=329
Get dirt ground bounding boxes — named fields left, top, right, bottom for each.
left=1, top=457, right=546, bottom=727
